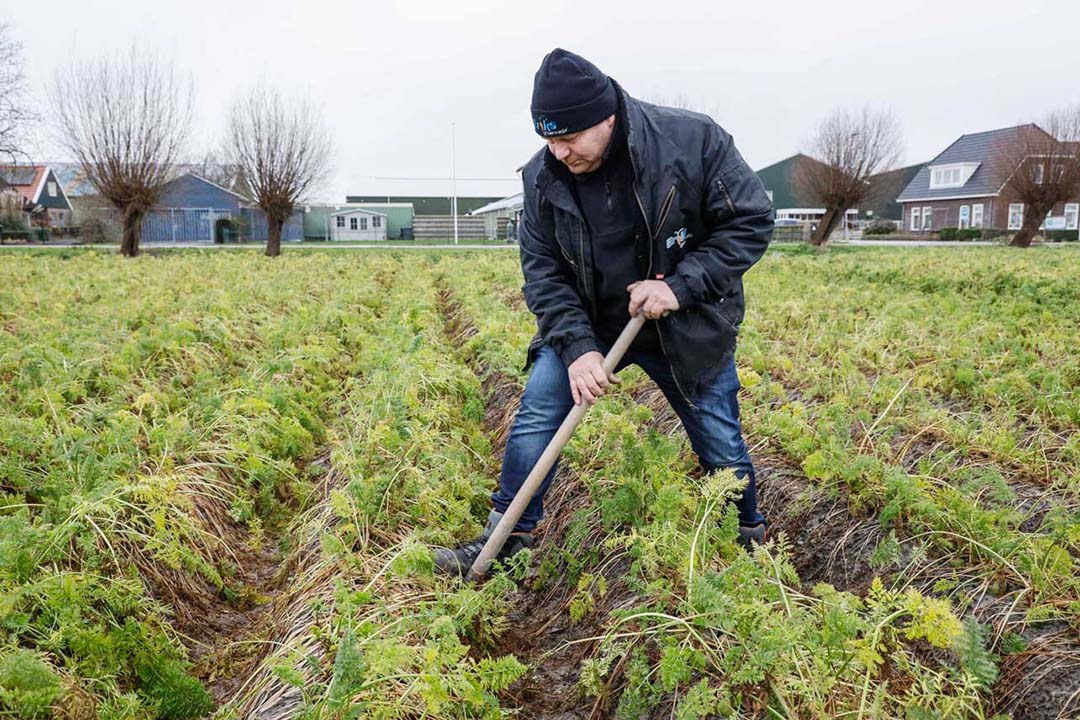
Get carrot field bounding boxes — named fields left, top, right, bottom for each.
left=1, top=245, right=1078, bottom=720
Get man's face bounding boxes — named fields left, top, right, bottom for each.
left=545, top=114, right=616, bottom=174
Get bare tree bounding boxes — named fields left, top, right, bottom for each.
left=50, top=49, right=192, bottom=256
left=992, top=112, right=1080, bottom=248
left=794, top=106, right=903, bottom=246
left=190, top=149, right=252, bottom=196
left=225, top=85, right=331, bottom=257
left=0, top=23, right=36, bottom=163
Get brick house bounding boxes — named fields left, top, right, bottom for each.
left=897, top=124, right=1080, bottom=235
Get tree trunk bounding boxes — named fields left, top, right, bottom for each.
left=265, top=216, right=283, bottom=257
left=120, top=207, right=143, bottom=257
left=809, top=206, right=843, bottom=246
left=1009, top=204, right=1049, bottom=248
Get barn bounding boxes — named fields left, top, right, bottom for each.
left=138, top=173, right=302, bottom=244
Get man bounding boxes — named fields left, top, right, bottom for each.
left=435, top=49, right=773, bottom=576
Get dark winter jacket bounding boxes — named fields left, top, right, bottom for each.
left=518, top=80, right=774, bottom=403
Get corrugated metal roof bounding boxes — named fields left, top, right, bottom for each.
left=896, top=124, right=1050, bottom=201
left=468, top=193, right=523, bottom=215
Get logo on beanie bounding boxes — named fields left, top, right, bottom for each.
left=534, top=115, right=568, bottom=137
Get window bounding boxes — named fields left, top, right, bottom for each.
left=1034, top=163, right=1045, bottom=184
left=931, top=167, right=962, bottom=187
left=1065, top=203, right=1079, bottom=230
left=972, top=203, right=984, bottom=228
left=928, top=162, right=979, bottom=189
left=349, top=217, right=358, bottom=230
left=372, top=216, right=381, bottom=228
left=922, top=206, right=933, bottom=231
left=47, top=181, right=57, bottom=197
left=910, top=207, right=920, bottom=231
left=359, top=217, right=368, bottom=230
left=336, top=216, right=345, bottom=228
left=958, top=205, right=970, bottom=229
left=1008, top=203, right=1024, bottom=230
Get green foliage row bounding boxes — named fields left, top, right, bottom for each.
left=437, top=252, right=1003, bottom=718
left=0, top=252, right=397, bottom=718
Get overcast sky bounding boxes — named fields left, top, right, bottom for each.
left=8, top=0, right=1080, bottom=200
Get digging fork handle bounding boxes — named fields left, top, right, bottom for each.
left=466, top=314, right=646, bottom=582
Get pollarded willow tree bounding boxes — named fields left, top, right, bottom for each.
left=50, top=49, right=192, bottom=256
left=992, top=111, right=1080, bottom=248
left=226, top=86, right=331, bottom=257
left=793, top=106, right=903, bottom=246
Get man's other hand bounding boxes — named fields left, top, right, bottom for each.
left=567, top=351, right=619, bottom=405
left=627, top=280, right=680, bottom=320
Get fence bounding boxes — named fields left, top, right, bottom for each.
left=141, top=208, right=233, bottom=243
left=99, top=207, right=303, bottom=244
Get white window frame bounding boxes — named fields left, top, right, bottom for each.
left=1034, top=163, right=1045, bottom=184
left=349, top=217, right=358, bottom=230
left=47, top=181, right=57, bottom=197
left=1008, top=203, right=1024, bottom=230
left=928, top=162, right=979, bottom=190
left=335, top=216, right=345, bottom=228
left=360, top=217, right=368, bottom=230
left=922, top=206, right=933, bottom=231
left=1065, top=203, right=1079, bottom=230
left=373, top=216, right=381, bottom=228
left=958, top=205, right=970, bottom=229
left=910, top=207, right=920, bottom=231
left=971, top=203, right=984, bottom=228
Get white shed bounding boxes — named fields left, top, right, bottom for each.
left=329, top=208, right=387, bottom=241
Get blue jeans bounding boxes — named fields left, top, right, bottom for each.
left=492, top=342, right=765, bottom=533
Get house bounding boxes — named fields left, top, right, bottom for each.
left=896, top=124, right=1080, bottom=234
left=303, top=203, right=414, bottom=240
left=468, top=193, right=523, bottom=239
left=0, top=165, right=74, bottom=227
left=327, top=207, right=387, bottom=241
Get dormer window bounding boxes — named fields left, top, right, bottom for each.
left=928, top=162, right=980, bottom=189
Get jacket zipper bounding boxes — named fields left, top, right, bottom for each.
left=635, top=182, right=695, bottom=409
left=716, top=178, right=736, bottom=215
left=579, top=219, right=598, bottom=318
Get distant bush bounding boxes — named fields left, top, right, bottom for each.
left=864, top=221, right=896, bottom=236
left=937, top=227, right=983, bottom=242
left=79, top=214, right=122, bottom=244
left=1044, top=229, right=1079, bottom=242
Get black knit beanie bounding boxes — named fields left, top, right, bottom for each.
left=531, top=48, right=617, bottom=138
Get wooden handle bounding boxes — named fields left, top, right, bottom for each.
left=466, top=314, right=646, bottom=582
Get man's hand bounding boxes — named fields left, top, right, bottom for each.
left=627, top=280, right=680, bottom=320
left=567, top=351, right=619, bottom=405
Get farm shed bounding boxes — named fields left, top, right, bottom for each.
left=328, top=208, right=387, bottom=241
left=304, top=203, right=413, bottom=240
left=468, top=193, right=523, bottom=240
left=136, top=173, right=301, bottom=243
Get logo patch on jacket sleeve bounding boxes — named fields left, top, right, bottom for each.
left=665, top=227, right=691, bottom=249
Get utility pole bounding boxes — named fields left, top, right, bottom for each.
left=451, top=122, right=459, bottom=245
